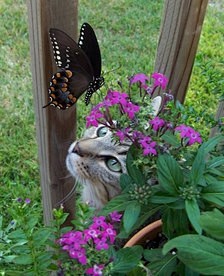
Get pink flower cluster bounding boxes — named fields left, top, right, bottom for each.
left=86, top=90, right=140, bottom=128
left=175, top=125, right=202, bottom=145
left=58, top=211, right=122, bottom=275
left=85, top=72, right=203, bottom=158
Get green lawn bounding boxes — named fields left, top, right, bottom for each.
left=0, top=0, right=223, bottom=221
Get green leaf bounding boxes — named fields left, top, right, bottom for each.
left=101, top=193, right=130, bottom=215
left=126, top=148, right=146, bottom=186
left=200, top=135, right=224, bottom=154
left=13, top=254, right=33, bottom=265
left=185, top=199, right=202, bottom=234
left=161, top=131, right=180, bottom=147
left=150, top=191, right=179, bottom=204
left=120, top=173, right=133, bottom=191
left=162, top=208, right=189, bottom=239
left=200, top=209, right=224, bottom=241
left=202, top=181, right=224, bottom=207
left=33, top=228, right=51, bottom=247
left=207, top=156, right=224, bottom=169
left=157, top=154, right=183, bottom=195
left=189, top=149, right=205, bottom=186
left=147, top=253, right=177, bottom=276
left=123, top=202, right=141, bottom=234
left=163, top=234, right=224, bottom=275
left=112, top=245, right=143, bottom=273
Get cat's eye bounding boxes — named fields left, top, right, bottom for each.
left=106, top=158, right=122, bottom=172
left=97, top=126, right=108, bottom=137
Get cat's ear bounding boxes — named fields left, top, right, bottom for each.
left=151, top=96, right=162, bottom=116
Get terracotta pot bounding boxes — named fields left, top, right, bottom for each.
left=124, top=219, right=163, bottom=247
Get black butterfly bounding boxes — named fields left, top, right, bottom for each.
left=43, top=22, right=104, bottom=110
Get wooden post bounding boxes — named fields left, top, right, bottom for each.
left=27, top=0, right=78, bottom=225
left=154, top=0, right=208, bottom=103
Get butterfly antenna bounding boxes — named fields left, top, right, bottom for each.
left=102, top=64, right=121, bottom=76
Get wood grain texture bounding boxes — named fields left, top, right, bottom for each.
left=27, top=0, right=78, bottom=225
left=154, top=0, right=208, bottom=103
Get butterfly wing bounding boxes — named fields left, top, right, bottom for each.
left=78, top=23, right=102, bottom=78
left=78, top=23, right=104, bottom=105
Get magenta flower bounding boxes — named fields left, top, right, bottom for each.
left=175, top=125, right=202, bottom=146
left=94, top=237, right=109, bottom=250
left=123, top=102, right=140, bottom=119
left=187, top=129, right=202, bottom=145
left=86, top=110, right=103, bottom=128
left=175, top=124, right=191, bottom=138
left=92, top=216, right=108, bottom=229
left=149, top=117, right=165, bottom=131
left=115, top=128, right=130, bottom=142
left=151, top=72, right=168, bottom=89
left=129, top=73, right=150, bottom=85
left=107, top=90, right=129, bottom=106
left=103, top=224, right=116, bottom=244
left=109, top=211, right=122, bottom=222
left=142, top=141, right=157, bottom=156
left=86, top=264, right=104, bottom=276
left=138, top=135, right=152, bottom=147
left=69, top=248, right=87, bottom=265
left=132, top=130, right=144, bottom=141
left=84, top=228, right=100, bottom=241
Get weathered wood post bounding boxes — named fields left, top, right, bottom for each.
left=154, top=0, right=208, bottom=103
left=27, top=0, right=78, bottom=225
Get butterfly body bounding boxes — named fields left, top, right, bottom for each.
left=44, top=23, right=104, bottom=110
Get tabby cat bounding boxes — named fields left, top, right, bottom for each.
left=66, top=96, right=161, bottom=209
left=66, top=125, right=130, bottom=209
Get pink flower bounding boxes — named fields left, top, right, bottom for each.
left=142, top=141, right=157, bottom=156
left=175, top=124, right=191, bottom=138
left=115, top=128, right=130, bottom=142
left=86, top=110, right=103, bottom=128
left=187, top=129, right=202, bottom=145
left=69, top=248, right=87, bottom=265
left=138, top=136, right=152, bottom=147
left=103, top=224, right=116, bottom=244
left=92, top=216, right=108, bottom=229
left=129, top=73, right=149, bottom=85
left=86, top=264, right=104, bottom=276
left=151, top=72, right=168, bottom=89
left=175, top=125, right=202, bottom=146
left=94, top=237, right=109, bottom=250
left=84, top=228, right=100, bottom=241
left=123, top=102, right=140, bottom=119
left=106, top=90, right=129, bottom=106
left=132, top=130, right=144, bottom=141
left=149, top=117, right=165, bottom=131
left=109, top=211, right=122, bottom=222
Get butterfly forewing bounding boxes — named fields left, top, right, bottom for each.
left=78, top=23, right=102, bottom=78
left=49, top=28, right=93, bottom=77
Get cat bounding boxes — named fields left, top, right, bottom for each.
left=66, top=125, right=130, bottom=209
left=66, top=96, right=161, bottom=209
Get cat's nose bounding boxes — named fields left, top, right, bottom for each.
left=72, top=142, right=83, bottom=157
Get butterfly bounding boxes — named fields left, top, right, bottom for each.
left=43, top=22, right=104, bottom=110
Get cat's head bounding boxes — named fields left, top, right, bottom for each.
left=66, top=125, right=130, bottom=209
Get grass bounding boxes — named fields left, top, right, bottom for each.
left=0, top=0, right=223, bottom=222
